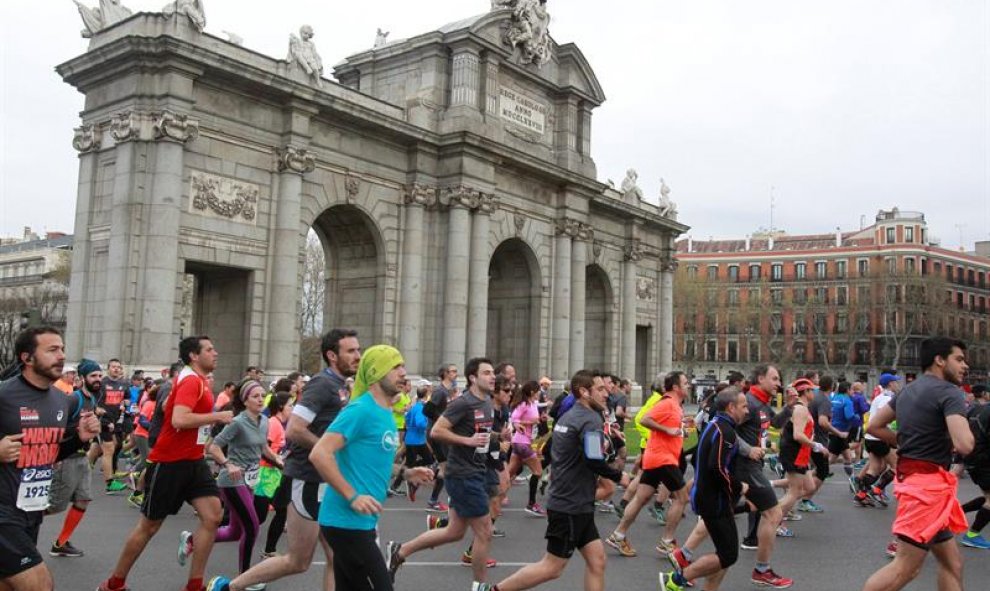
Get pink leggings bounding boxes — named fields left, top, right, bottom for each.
left=215, top=484, right=260, bottom=573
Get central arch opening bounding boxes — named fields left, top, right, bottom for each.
left=486, top=238, right=541, bottom=379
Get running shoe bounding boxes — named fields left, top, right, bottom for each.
left=205, top=576, right=230, bottom=591
left=740, top=538, right=758, bottom=551
left=775, top=526, right=794, bottom=538
left=426, top=500, right=449, bottom=512
left=385, top=541, right=404, bottom=583
left=960, top=533, right=990, bottom=549
left=471, top=584, right=494, bottom=591
left=492, top=527, right=506, bottom=538
left=649, top=504, right=667, bottom=525
left=605, top=532, right=637, bottom=557
left=659, top=571, right=686, bottom=591
left=514, top=474, right=528, bottom=484
left=868, top=487, right=889, bottom=507
left=177, top=530, right=193, bottom=566
left=105, top=479, right=129, bottom=494
left=597, top=500, right=616, bottom=513
left=97, top=580, right=131, bottom=591
left=244, top=584, right=267, bottom=591
left=853, top=492, right=875, bottom=507
left=767, top=455, right=784, bottom=479
left=782, top=510, right=802, bottom=521
left=126, top=492, right=144, bottom=509
left=426, top=514, right=445, bottom=530
left=848, top=475, right=860, bottom=495
left=50, top=540, right=84, bottom=557
left=387, top=487, right=404, bottom=497
left=797, top=499, right=824, bottom=513
left=750, top=568, right=794, bottom=588
left=524, top=503, right=547, bottom=517
left=460, top=551, right=497, bottom=567
left=885, top=541, right=898, bottom=558
left=655, top=537, right=678, bottom=556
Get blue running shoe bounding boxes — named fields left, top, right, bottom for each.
left=205, top=576, right=231, bottom=591
left=960, top=533, right=990, bottom=549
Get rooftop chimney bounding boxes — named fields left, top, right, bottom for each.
left=687, top=236, right=693, bottom=253
left=745, top=235, right=751, bottom=251
left=835, top=228, right=842, bottom=247
left=768, top=236, right=774, bottom=250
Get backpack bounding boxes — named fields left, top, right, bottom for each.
left=147, top=380, right=173, bottom=448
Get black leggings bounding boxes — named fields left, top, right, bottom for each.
left=322, top=526, right=392, bottom=591
left=255, top=476, right=292, bottom=554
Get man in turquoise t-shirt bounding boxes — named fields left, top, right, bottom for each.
left=309, top=345, right=433, bottom=590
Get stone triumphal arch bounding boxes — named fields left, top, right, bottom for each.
left=59, top=4, right=687, bottom=385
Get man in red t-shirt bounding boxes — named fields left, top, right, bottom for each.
left=606, top=371, right=691, bottom=557
left=99, top=336, right=233, bottom=591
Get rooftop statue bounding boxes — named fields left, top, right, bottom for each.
left=288, top=25, right=325, bottom=88
left=374, top=28, right=390, bottom=48
left=658, top=178, right=677, bottom=218
left=620, top=169, right=644, bottom=201
left=74, top=0, right=132, bottom=38
left=502, top=0, right=552, bottom=66
left=162, top=0, right=206, bottom=32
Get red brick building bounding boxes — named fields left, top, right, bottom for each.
left=673, top=208, right=989, bottom=383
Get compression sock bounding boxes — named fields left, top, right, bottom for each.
left=430, top=477, right=445, bottom=503
left=875, top=469, right=894, bottom=490
left=859, top=472, right=877, bottom=493
left=962, top=496, right=985, bottom=513
left=971, top=507, right=990, bottom=534
left=681, top=546, right=694, bottom=561
left=184, top=578, right=203, bottom=591
left=57, top=506, right=86, bottom=546
left=528, top=474, right=539, bottom=505
left=107, top=576, right=127, bottom=590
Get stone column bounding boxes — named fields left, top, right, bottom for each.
left=137, top=111, right=199, bottom=366
left=621, top=242, right=643, bottom=381
left=66, top=123, right=103, bottom=358
left=569, top=225, right=591, bottom=374
left=442, top=187, right=475, bottom=367
left=398, top=184, right=436, bottom=374
left=467, top=194, right=497, bottom=359
left=659, top=258, right=676, bottom=374
left=551, top=219, right=575, bottom=379
left=267, top=146, right=315, bottom=374
left=101, top=112, right=139, bottom=360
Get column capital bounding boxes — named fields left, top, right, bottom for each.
left=403, top=183, right=439, bottom=208
left=624, top=239, right=644, bottom=262
left=478, top=192, right=499, bottom=214
left=275, top=145, right=316, bottom=174
left=153, top=110, right=200, bottom=143
left=110, top=111, right=138, bottom=143
left=661, top=257, right=679, bottom=273
left=72, top=123, right=102, bottom=153
left=440, top=185, right=496, bottom=211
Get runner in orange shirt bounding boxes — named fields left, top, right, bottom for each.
left=606, top=371, right=691, bottom=557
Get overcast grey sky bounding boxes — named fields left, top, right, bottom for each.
left=1, top=1, right=987, bottom=249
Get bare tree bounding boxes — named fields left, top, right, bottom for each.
left=0, top=251, right=70, bottom=367
left=298, top=230, right=326, bottom=371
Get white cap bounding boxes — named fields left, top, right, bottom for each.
left=63, top=364, right=77, bottom=374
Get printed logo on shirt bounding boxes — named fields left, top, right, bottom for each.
left=17, top=427, right=65, bottom=469
left=19, top=407, right=40, bottom=424
left=104, top=388, right=125, bottom=406
left=56, top=410, right=64, bottom=422
left=382, top=430, right=400, bottom=452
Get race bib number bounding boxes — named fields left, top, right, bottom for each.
left=244, top=465, right=260, bottom=488
left=129, top=403, right=139, bottom=415
left=17, top=466, right=54, bottom=512
left=197, top=425, right=211, bottom=445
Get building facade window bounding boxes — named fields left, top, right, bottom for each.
left=836, top=286, right=848, bottom=305
left=885, top=257, right=897, bottom=274
left=815, top=261, right=827, bottom=279
left=706, top=340, right=718, bottom=361
left=905, top=227, right=914, bottom=242
left=687, top=265, right=698, bottom=279
left=771, top=263, right=783, bottom=281
left=886, top=227, right=896, bottom=243
left=794, top=288, right=807, bottom=304
left=728, top=265, right=739, bottom=282
left=728, top=289, right=740, bottom=307
left=707, top=265, right=718, bottom=280
left=749, top=264, right=761, bottom=282
left=858, top=259, right=869, bottom=276
left=795, top=262, right=806, bottom=280
left=727, top=340, right=739, bottom=362
left=836, top=260, right=847, bottom=278
left=905, top=257, right=916, bottom=274
left=748, top=340, right=760, bottom=363
left=770, top=288, right=783, bottom=304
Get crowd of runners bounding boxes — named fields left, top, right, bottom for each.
left=0, top=325, right=987, bottom=591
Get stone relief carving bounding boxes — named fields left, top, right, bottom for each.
left=110, top=111, right=136, bottom=142
left=403, top=184, right=439, bottom=208
left=345, top=177, right=361, bottom=203
left=74, top=0, right=132, bottom=38
left=513, top=213, right=526, bottom=235
left=374, top=28, right=390, bottom=48
left=624, top=240, right=644, bottom=262
left=275, top=146, right=315, bottom=174
left=620, top=169, right=644, bottom=200
left=288, top=25, right=324, bottom=88
left=441, top=185, right=481, bottom=210
left=162, top=0, right=206, bottom=32
left=576, top=223, right=594, bottom=242
left=72, top=124, right=102, bottom=153
left=658, top=177, right=678, bottom=218
left=554, top=218, right=580, bottom=237
left=660, top=258, right=679, bottom=273
left=478, top=193, right=499, bottom=214
left=501, top=0, right=552, bottom=66
left=189, top=171, right=259, bottom=224
left=153, top=111, right=199, bottom=143
left=591, top=239, right=603, bottom=261
left=636, top=277, right=656, bottom=302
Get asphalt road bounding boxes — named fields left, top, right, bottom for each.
left=42, top=468, right=990, bottom=590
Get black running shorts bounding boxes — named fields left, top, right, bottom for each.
left=142, top=459, right=218, bottom=521
left=734, top=461, right=778, bottom=512
left=864, top=439, right=891, bottom=458
left=289, top=477, right=322, bottom=521
left=699, top=512, right=739, bottom=570
left=640, top=465, right=686, bottom=492
left=0, top=521, right=43, bottom=577
left=545, top=510, right=600, bottom=559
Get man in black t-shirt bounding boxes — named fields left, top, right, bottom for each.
left=388, top=358, right=498, bottom=589
left=863, top=337, right=974, bottom=591
left=426, top=363, right=457, bottom=510
left=88, top=358, right=129, bottom=494
left=0, top=327, right=100, bottom=590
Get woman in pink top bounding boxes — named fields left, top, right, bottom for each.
left=508, top=381, right=546, bottom=515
